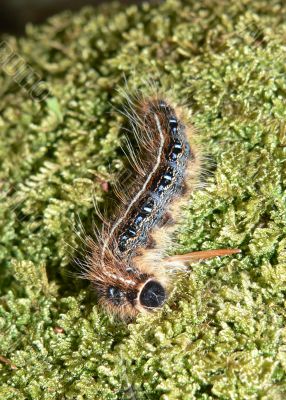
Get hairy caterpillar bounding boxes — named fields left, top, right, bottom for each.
left=80, top=90, right=240, bottom=320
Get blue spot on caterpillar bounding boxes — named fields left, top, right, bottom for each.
left=80, top=91, right=241, bottom=320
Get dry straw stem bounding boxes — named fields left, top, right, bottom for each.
left=0, top=0, right=286, bottom=399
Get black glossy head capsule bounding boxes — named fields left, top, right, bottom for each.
left=139, top=280, right=166, bottom=309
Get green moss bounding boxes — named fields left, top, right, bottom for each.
left=0, top=0, right=286, bottom=398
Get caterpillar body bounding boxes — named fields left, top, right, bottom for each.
left=81, top=91, right=240, bottom=320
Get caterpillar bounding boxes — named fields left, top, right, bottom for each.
left=80, top=89, right=240, bottom=320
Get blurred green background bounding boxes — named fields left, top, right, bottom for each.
left=0, top=0, right=148, bottom=35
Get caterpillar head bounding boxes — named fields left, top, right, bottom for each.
left=83, top=247, right=167, bottom=319
left=91, top=247, right=240, bottom=319
left=101, top=277, right=167, bottom=320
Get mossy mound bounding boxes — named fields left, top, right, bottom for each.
left=0, top=0, right=286, bottom=399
